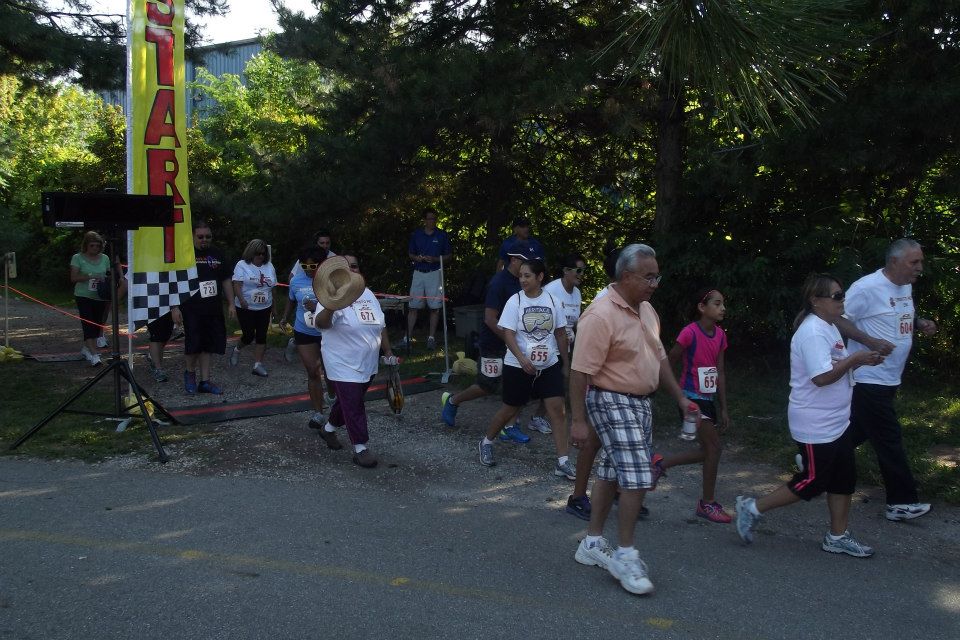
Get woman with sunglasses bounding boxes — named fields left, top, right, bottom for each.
left=478, top=258, right=574, bottom=479
left=735, top=274, right=883, bottom=557
left=69, top=231, right=110, bottom=366
left=230, top=239, right=277, bottom=377
left=524, top=254, right=586, bottom=436
left=279, top=246, right=329, bottom=429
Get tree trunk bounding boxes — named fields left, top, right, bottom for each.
left=653, top=81, right=685, bottom=236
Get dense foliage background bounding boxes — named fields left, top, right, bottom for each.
left=2, top=0, right=957, bottom=365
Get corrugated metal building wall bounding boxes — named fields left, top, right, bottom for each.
left=99, top=38, right=264, bottom=120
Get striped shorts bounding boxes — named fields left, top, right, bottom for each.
left=585, top=387, right=654, bottom=490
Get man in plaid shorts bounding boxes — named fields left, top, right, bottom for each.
left=568, top=243, right=690, bottom=596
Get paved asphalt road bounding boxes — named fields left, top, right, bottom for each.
left=1, top=457, right=958, bottom=640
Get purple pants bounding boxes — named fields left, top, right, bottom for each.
left=328, top=377, right=374, bottom=445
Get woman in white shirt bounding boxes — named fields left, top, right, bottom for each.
left=477, top=259, right=574, bottom=480
left=311, top=253, right=396, bottom=469
left=734, top=274, right=883, bottom=557
left=526, top=253, right=585, bottom=435
left=229, top=239, right=277, bottom=377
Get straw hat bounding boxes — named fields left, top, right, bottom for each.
left=313, top=256, right=366, bottom=311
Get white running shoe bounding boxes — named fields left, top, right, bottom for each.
left=885, top=503, right=931, bottom=521
left=607, top=549, right=654, bottom=595
left=574, top=537, right=613, bottom=570
left=252, top=363, right=268, bottom=377
left=284, top=337, right=297, bottom=363
left=96, top=336, right=108, bottom=348
left=229, top=346, right=240, bottom=366
left=90, top=353, right=102, bottom=367
left=80, top=346, right=93, bottom=363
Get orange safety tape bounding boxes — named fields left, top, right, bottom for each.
left=1, top=284, right=126, bottom=334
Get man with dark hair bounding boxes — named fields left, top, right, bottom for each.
left=839, top=238, right=937, bottom=521
left=495, top=216, right=545, bottom=271
left=400, top=209, right=451, bottom=350
left=172, top=221, right=234, bottom=395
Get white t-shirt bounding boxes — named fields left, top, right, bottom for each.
left=844, top=268, right=914, bottom=386
left=498, top=290, right=565, bottom=370
left=544, top=279, right=581, bottom=344
left=318, top=288, right=384, bottom=383
left=232, top=260, right=276, bottom=310
left=788, top=314, right=853, bottom=444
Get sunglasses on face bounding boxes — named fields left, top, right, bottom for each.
left=820, top=291, right=845, bottom=301
left=196, top=235, right=212, bottom=240
left=302, top=263, right=319, bottom=271
left=564, top=267, right=585, bottom=275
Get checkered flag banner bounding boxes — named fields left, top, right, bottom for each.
left=129, top=267, right=198, bottom=325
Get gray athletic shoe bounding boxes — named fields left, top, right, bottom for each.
left=229, top=346, right=240, bottom=366
left=821, top=531, right=874, bottom=558
left=528, top=416, right=552, bottom=434
left=735, top=495, right=761, bottom=544
left=252, top=363, right=268, bottom=377
left=478, top=440, right=495, bottom=467
left=284, top=337, right=296, bottom=363
left=574, top=537, right=613, bottom=570
left=554, top=459, right=576, bottom=480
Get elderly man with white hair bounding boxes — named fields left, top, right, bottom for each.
left=837, top=238, right=937, bottom=522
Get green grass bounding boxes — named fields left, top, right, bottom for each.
left=0, top=359, right=213, bottom=461
left=5, top=279, right=75, bottom=308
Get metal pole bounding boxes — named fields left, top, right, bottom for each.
left=3, top=254, right=9, bottom=349
left=438, top=255, right=452, bottom=383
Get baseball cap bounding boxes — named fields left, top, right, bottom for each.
left=512, top=216, right=531, bottom=228
left=506, top=239, right=538, bottom=261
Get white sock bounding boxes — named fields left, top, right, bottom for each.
left=827, top=531, right=846, bottom=541
left=323, top=422, right=336, bottom=433
left=584, top=535, right=603, bottom=548
left=353, top=444, right=367, bottom=453
left=482, top=437, right=495, bottom=446
left=748, top=499, right=761, bottom=516
left=558, top=455, right=569, bottom=466
left=253, top=361, right=262, bottom=368
left=615, top=546, right=635, bottom=559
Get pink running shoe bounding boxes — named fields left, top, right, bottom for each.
left=696, top=500, right=733, bottom=524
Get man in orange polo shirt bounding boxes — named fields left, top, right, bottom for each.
left=568, top=243, right=690, bottom=596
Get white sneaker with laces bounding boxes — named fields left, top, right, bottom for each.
left=607, top=549, right=654, bottom=595
left=574, top=537, right=613, bottom=570
left=885, top=503, right=931, bottom=521
left=89, top=353, right=102, bottom=367
left=96, top=336, right=108, bottom=348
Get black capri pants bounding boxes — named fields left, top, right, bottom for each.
left=75, top=296, right=108, bottom=340
left=237, top=307, right=272, bottom=345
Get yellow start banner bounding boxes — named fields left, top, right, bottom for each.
left=128, top=0, right=197, bottom=324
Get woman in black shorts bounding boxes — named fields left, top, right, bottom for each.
left=477, top=259, right=573, bottom=479
left=734, top=274, right=883, bottom=557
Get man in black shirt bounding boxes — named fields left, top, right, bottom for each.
left=172, top=221, right=234, bottom=394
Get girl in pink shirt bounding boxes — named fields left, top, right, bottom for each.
left=653, top=288, right=731, bottom=523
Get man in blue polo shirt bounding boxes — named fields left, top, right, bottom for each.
left=495, top=216, right=545, bottom=271
left=401, top=208, right=452, bottom=350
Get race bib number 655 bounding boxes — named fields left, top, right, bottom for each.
left=527, top=343, right=551, bottom=366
